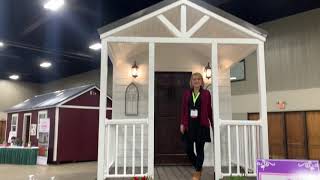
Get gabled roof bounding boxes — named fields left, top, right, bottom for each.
left=98, top=0, right=267, bottom=38
left=6, top=85, right=99, bottom=113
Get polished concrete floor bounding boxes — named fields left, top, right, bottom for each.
left=0, top=162, right=254, bottom=180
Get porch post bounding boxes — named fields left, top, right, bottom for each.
left=97, top=39, right=108, bottom=180
left=211, top=42, right=222, bottom=179
left=148, top=42, right=155, bottom=178
left=257, top=42, right=269, bottom=159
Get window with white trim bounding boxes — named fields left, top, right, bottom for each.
left=11, top=114, right=18, bottom=134
left=37, top=110, right=48, bottom=139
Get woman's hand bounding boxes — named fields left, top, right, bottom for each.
left=180, top=124, right=185, bottom=134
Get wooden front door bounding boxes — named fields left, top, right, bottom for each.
left=285, top=112, right=308, bottom=159
left=154, top=72, right=191, bottom=165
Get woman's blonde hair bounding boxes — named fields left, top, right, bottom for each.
left=189, top=72, right=205, bottom=88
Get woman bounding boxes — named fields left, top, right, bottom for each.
left=180, top=72, right=213, bottom=180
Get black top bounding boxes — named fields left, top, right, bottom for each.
left=187, top=90, right=211, bottom=143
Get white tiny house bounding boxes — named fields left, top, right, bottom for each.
left=97, top=0, right=269, bottom=179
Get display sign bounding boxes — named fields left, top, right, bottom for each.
left=257, top=159, right=320, bottom=180
left=37, top=118, right=50, bottom=165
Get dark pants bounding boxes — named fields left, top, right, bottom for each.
left=184, top=136, right=205, bottom=171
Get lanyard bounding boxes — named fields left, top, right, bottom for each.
left=192, top=92, right=200, bottom=106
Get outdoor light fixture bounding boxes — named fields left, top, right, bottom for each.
left=44, top=0, right=65, bottom=11
left=204, top=62, right=212, bottom=79
left=0, top=41, right=4, bottom=47
left=9, top=74, right=19, bottom=80
left=131, top=61, right=139, bottom=78
left=40, top=61, right=52, bottom=68
left=89, top=43, right=101, bottom=50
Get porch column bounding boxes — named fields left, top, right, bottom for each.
left=97, top=39, right=108, bottom=180
left=148, top=42, right=155, bottom=178
left=257, top=42, right=269, bottom=159
left=211, top=42, right=222, bottom=179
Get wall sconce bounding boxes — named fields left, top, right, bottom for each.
left=204, top=62, right=212, bottom=79
left=131, top=61, right=139, bottom=78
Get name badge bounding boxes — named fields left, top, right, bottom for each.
left=190, top=109, right=198, bottom=118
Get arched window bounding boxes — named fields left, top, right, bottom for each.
left=125, top=82, right=139, bottom=116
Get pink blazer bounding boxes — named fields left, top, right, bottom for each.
left=180, top=88, right=213, bottom=131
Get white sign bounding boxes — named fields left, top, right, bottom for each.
left=37, top=118, right=50, bottom=165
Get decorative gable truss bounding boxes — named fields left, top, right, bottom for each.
left=157, top=4, right=209, bottom=38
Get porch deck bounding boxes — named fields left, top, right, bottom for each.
left=108, top=166, right=256, bottom=180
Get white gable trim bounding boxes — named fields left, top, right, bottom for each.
left=184, top=0, right=266, bottom=41
left=100, top=0, right=184, bottom=39
left=100, top=0, right=265, bottom=41
left=186, top=15, right=210, bottom=37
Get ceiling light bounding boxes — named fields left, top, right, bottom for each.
left=40, top=62, right=52, bottom=68
left=9, top=75, right=20, bottom=80
left=0, top=42, right=4, bottom=47
left=89, top=43, right=101, bottom=50
left=44, top=0, right=65, bottom=11
left=230, top=77, right=237, bottom=80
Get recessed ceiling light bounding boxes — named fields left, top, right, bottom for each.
left=44, top=0, right=65, bottom=11
left=9, top=74, right=20, bottom=80
left=40, top=62, right=52, bottom=68
left=0, top=42, right=4, bottom=47
left=89, top=43, right=101, bottom=51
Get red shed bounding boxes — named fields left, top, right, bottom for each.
left=5, top=85, right=112, bottom=163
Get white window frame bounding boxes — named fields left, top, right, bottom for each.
left=37, top=110, right=48, bottom=139
left=10, top=114, right=19, bottom=135
left=22, top=113, right=32, bottom=145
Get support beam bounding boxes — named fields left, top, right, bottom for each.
left=181, top=5, right=187, bottom=35
left=186, top=15, right=209, bottom=37
left=97, top=39, right=108, bottom=180
left=106, top=36, right=261, bottom=44
left=148, top=43, right=155, bottom=178
left=211, top=42, right=222, bottom=180
left=157, top=14, right=183, bottom=37
left=257, top=43, right=269, bottom=159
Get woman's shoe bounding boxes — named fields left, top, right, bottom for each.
left=192, top=171, right=201, bottom=180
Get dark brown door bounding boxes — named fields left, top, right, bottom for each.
left=268, top=112, right=287, bottom=159
left=285, top=112, right=308, bottom=159
left=306, top=112, right=320, bottom=160
left=0, top=121, right=5, bottom=143
left=155, top=72, right=191, bottom=165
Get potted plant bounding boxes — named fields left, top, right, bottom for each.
left=132, top=176, right=153, bottom=180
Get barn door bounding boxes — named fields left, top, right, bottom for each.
left=154, top=72, right=191, bottom=165
left=285, top=112, right=308, bottom=159
left=306, top=112, right=320, bottom=160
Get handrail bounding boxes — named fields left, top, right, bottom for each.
left=105, top=118, right=148, bottom=125
left=220, top=120, right=262, bottom=126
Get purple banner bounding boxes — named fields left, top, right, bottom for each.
left=257, top=159, right=320, bottom=180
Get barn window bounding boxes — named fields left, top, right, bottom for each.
left=125, top=82, right=139, bottom=116
left=37, top=110, right=48, bottom=139
left=11, top=114, right=18, bottom=133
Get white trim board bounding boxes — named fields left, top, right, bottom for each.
left=53, top=107, right=59, bottom=162
left=59, top=105, right=112, bottom=110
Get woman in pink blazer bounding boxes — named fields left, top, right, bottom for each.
left=180, top=72, right=213, bottom=180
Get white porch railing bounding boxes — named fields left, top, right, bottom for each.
left=219, top=120, right=263, bottom=177
left=104, top=119, right=149, bottom=179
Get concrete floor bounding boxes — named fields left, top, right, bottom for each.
left=0, top=162, right=255, bottom=180
left=0, top=162, right=97, bottom=180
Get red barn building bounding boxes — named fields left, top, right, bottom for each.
left=5, top=85, right=112, bottom=163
